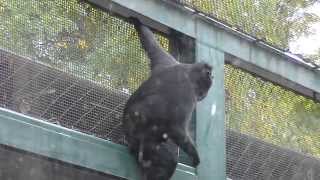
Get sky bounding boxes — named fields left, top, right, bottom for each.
left=289, top=2, right=320, bottom=55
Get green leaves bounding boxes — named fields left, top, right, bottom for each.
left=0, top=0, right=171, bottom=93
left=225, top=64, right=320, bottom=157
left=2, top=0, right=319, bottom=157
left=181, top=0, right=320, bottom=49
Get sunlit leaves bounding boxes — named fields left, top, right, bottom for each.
left=0, top=0, right=172, bottom=93
left=225, top=64, right=320, bottom=157
left=177, top=0, right=319, bottom=48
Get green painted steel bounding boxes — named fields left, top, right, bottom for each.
left=193, top=21, right=320, bottom=99
left=2, top=0, right=320, bottom=180
left=88, top=0, right=320, bottom=98
left=0, top=108, right=196, bottom=180
left=87, top=0, right=196, bottom=37
left=195, top=19, right=226, bottom=180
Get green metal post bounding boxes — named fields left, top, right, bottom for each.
left=195, top=20, right=226, bottom=180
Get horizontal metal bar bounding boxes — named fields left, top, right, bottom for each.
left=87, top=0, right=320, bottom=99
left=0, top=108, right=196, bottom=180
left=225, top=54, right=320, bottom=101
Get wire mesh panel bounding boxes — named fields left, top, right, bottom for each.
left=225, top=64, right=320, bottom=180
left=0, top=0, right=195, bottom=168
left=0, top=0, right=172, bottom=143
left=166, top=0, right=319, bottom=53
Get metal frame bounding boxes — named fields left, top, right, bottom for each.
left=87, top=0, right=320, bottom=101
left=0, top=108, right=196, bottom=180
left=1, top=0, right=320, bottom=180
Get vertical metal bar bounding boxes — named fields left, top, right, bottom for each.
left=195, top=21, right=226, bottom=180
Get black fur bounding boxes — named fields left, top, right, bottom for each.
left=129, top=140, right=178, bottom=180
left=123, top=18, right=213, bottom=180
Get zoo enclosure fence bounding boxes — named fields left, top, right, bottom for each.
left=0, top=0, right=320, bottom=180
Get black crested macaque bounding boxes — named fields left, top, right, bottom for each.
left=123, top=18, right=213, bottom=180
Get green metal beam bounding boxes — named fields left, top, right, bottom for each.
left=87, top=0, right=195, bottom=37
left=0, top=108, right=196, bottom=180
left=88, top=0, right=320, bottom=100
left=195, top=19, right=226, bottom=180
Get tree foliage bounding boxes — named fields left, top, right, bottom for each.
left=305, top=48, right=320, bottom=65
left=225, top=64, right=320, bottom=158
left=178, top=0, right=320, bottom=158
left=180, top=0, right=319, bottom=48
left=0, top=0, right=169, bottom=92
left=0, top=0, right=319, bottom=158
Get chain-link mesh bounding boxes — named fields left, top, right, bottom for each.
left=0, top=0, right=171, bottom=142
left=0, top=0, right=154, bottom=144
left=0, top=0, right=194, bottom=168
left=166, top=0, right=319, bottom=51
left=225, top=64, right=320, bottom=179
